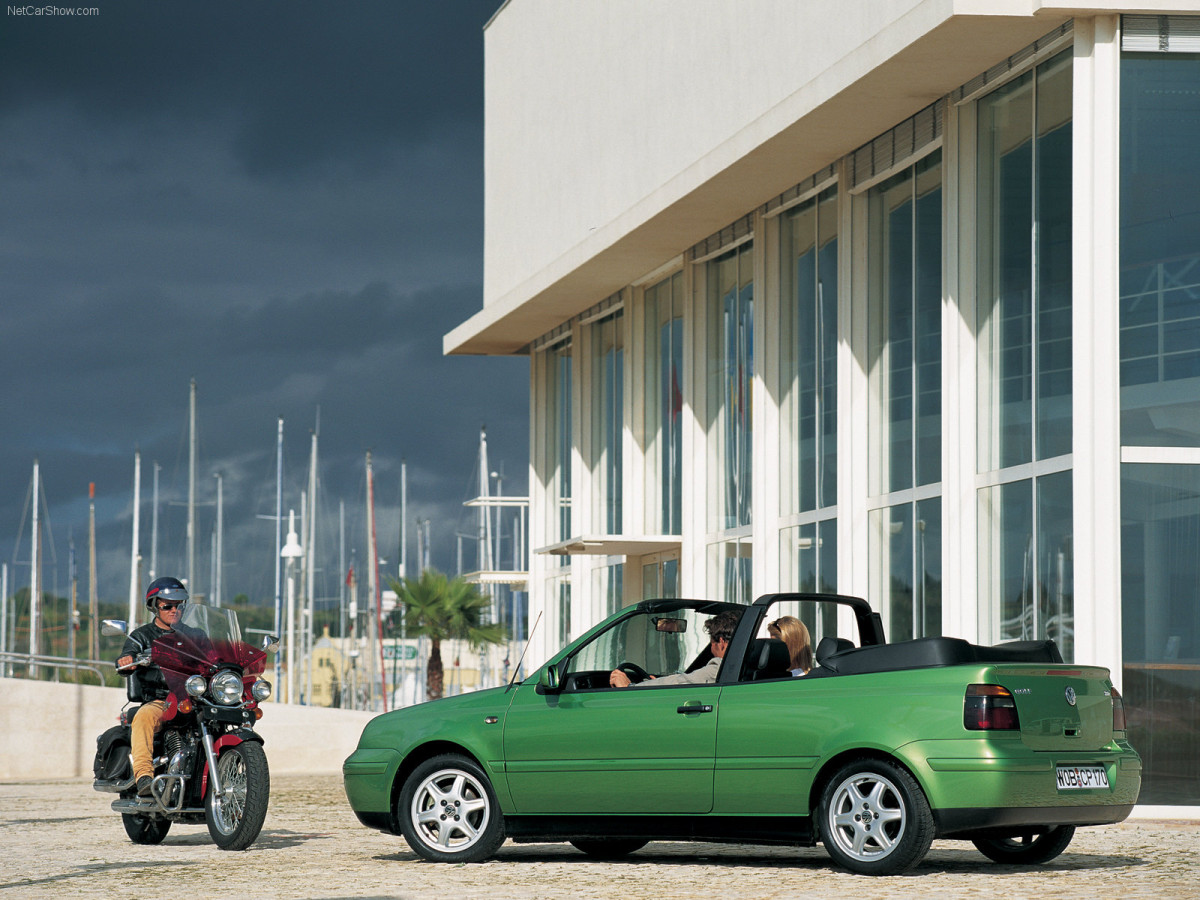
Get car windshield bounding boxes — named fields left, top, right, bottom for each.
left=565, top=606, right=716, bottom=679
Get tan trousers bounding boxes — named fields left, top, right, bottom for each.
left=130, top=700, right=167, bottom=781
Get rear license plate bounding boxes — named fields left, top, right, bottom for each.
left=1056, top=766, right=1110, bottom=790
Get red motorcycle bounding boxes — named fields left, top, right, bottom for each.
left=93, top=604, right=279, bottom=850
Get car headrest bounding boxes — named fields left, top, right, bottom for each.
left=815, top=636, right=854, bottom=667
left=747, top=638, right=792, bottom=679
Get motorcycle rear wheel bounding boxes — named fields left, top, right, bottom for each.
left=205, top=741, right=270, bottom=851
left=122, top=813, right=171, bottom=845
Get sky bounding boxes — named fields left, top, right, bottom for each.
left=0, top=0, right=527, bottom=620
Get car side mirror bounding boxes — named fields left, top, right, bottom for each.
left=538, top=663, right=562, bottom=694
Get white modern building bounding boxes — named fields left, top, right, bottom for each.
left=447, top=2, right=1200, bottom=809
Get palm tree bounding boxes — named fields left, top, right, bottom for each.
left=386, top=569, right=506, bottom=701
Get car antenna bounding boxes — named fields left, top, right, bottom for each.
left=506, top=610, right=543, bottom=692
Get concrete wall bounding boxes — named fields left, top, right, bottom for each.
left=0, top=677, right=377, bottom=781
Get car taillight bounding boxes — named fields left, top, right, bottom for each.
left=1111, top=686, right=1127, bottom=732
left=964, top=684, right=1020, bottom=731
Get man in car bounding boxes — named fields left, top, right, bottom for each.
left=608, top=609, right=741, bottom=687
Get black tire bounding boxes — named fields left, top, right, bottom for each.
left=398, top=754, right=505, bottom=863
left=818, top=758, right=934, bottom=875
left=205, top=741, right=271, bottom=851
left=972, top=825, right=1076, bottom=864
left=122, top=813, right=171, bottom=845
left=569, top=838, right=649, bottom=859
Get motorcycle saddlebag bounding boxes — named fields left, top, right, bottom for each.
left=93, top=724, right=131, bottom=781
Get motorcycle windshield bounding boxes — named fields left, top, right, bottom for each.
left=151, top=604, right=268, bottom=681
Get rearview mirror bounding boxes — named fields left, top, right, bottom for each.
left=261, top=634, right=281, bottom=654
left=653, top=617, right=687, bottom=634
left=101, top=619, right=128, bottom=638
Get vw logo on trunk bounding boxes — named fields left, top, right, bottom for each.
left=1065, top=686, right=1077, bottom=706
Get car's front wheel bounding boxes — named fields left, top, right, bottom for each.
left=818, top=758, right=934, bottom=875
left=972, top=825, right=1076, bottom=864
left=398, top=754, right=506, bottom=863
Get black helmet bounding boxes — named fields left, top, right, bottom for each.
left=145, top=576, right=189, bottom=611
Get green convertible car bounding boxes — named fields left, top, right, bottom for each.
left=343, top=593, right=1141, bottom=875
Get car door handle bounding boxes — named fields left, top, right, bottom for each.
left=677, top=704, right=714, bottom=714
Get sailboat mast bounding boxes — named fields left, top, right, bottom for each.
left=273, top=417, right=283, bottom=692
left=89, top=483, right=98, bottom=660
left=150, top=462, right=160, bottom=580
left=306, top=429, right=317, bottom=704
left=366, top=451, right=386, bottom=713
left=187, top=378, right=197, bottom=592
left=30, top=459, right=40, bottom=676
left=1, top=563, right=7, bottom=676
left=129, top=450, right=141, bottom=625
left=399, top=459, right=407, bottom=581
left=69, top=535, right=77, bottom=662
left=214, top=471, right=223, bottom=607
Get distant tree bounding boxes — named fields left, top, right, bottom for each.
left=386, top=569, right=505, bottom=701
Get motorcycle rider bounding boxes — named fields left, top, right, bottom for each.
left=116, top=576, right=189, bottom=797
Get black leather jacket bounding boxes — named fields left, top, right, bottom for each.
left=117, top=621, right=173, bottom=701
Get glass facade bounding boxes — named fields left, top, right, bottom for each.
left=592, top=562, right=625, bottom=617
left=642, top=556, right=680, bottom=600
left=590, top=311, right=624, bottom=533
left=1120, top=52, right=1200, bottom=446
left=1121, top=465, right=1200, bottom=805
left=644, top=273, right=685, bottom=534
left=869, top=152, right=942, bottom=495
left=707, top=538, right=753, bottom=605
left=706, top=244, right=754, bottom=534
left=779, top=519, right=837, bottom=594
left=976, top=48, right=1073, bottom=655
left=867, top=151, right=943, bottom=640
left=1119, top=44, right=1200, bottom=805
left=779, top=187, right=838, bottom=594
left=781, top=188, right=838, bottom=515
left=544, top=343, right=573, bottom=543
left=977, top=49, right=1073, bottom=469
left=978, top=472, right=1074, bottom=655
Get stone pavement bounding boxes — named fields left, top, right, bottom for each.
left=1, top=775, right=1195, bottom=900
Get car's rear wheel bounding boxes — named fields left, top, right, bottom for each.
left=972, top=825, right=1075, bottom=864
left=818, top=758, right=934, bottom=875
left=398, top=754, right=505, bottom=863
left=569, top=838, right=649, bottom=859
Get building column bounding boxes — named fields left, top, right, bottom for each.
left=1071, top=15, right=1123, bottom=680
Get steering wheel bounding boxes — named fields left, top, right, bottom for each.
left=616, top=661, right=651, bottom=684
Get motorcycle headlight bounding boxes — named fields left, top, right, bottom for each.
left=185, top=675, right=207, bottom=698
left=251, top=679, right=272, bottom=702
left=211, top=670, right=244, bottom=706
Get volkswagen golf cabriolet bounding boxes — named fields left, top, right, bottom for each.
left=343, top=592, right=1140, bottom=874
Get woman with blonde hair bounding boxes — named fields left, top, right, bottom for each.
left=768, top=615, right=813, bottom=676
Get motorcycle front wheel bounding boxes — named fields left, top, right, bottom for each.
left=205, top=740, right=270, bottom=851
left=122, top=813, right=171, bottom=844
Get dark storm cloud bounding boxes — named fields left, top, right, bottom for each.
left=1, top=0, right=524, bottom=611
left=0, top=1, right=492, bottom=177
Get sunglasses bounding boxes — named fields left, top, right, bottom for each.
left=157, top=602, right=182, bottom=611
